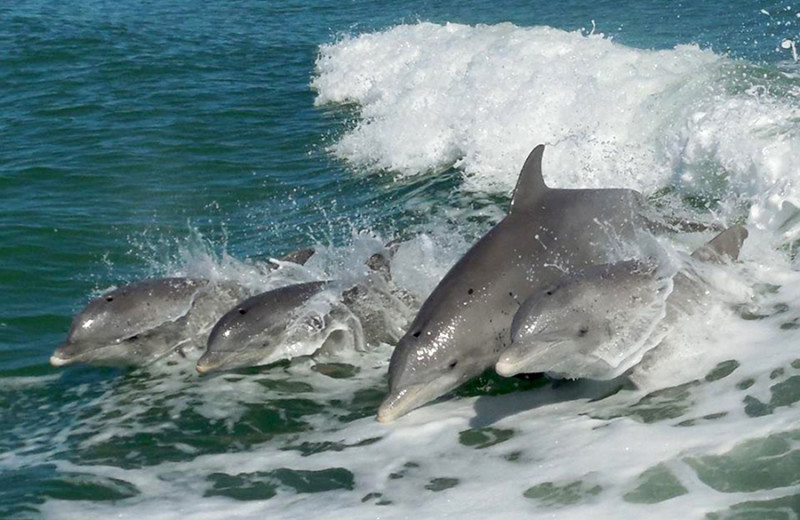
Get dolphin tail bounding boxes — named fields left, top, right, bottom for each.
left=690, top=225, right=748, bottom=263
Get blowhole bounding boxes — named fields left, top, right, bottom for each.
left=238, top=308, right=248, bottom=315
left=105, top=296, right=114, bottom=302
left=412, top=331, right=421, bottom=338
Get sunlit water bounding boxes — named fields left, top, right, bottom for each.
left=2, top=1, right=800, bottom=518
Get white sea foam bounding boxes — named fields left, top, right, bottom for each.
left=314, top=22, right=800, bottom=230
left=23, top=22, right=800, bottom=520
left=28, top=221, right=800, bottom=520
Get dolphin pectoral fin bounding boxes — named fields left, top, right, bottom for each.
left=690, top=225, right=748, bottom=263
left=508, top=144, right=548, bottom=215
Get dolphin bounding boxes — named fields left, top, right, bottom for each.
left=51, top=248, right=315, bottom=368
left=51, top=278, right=249, bottom=367
left=377, top=144, right=649, bottom=422
left=196, top=253, right=416, bottom=374
left=195, top=281, right=363, bottom=373
left=495, top=226, right=748, bottom=379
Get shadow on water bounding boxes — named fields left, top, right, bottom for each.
left=468, top=375, right=632, bottom=428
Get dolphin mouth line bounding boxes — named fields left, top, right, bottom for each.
left=49, top=353, right=73, bottom=367
left=496, top=339, right=564, bottom=377
left=196, top=349, right=251, bottom=374
left=49, top=341, right=121, bottom=366
left=51, top=335, right=190, bottom=368
left=377, top=375, right=461, bottom=423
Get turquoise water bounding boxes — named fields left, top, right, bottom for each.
left=3, top=1, right=800, bottom=518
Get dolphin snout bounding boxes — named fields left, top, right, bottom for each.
left=495, top=343, right=535, bottom=377
left=377, top=387, right=417, bottom=423
left=495, top=356, right=522, bottom=377
left=496, top=339, right=563, bottom=377
left=49, top=353, right=72, bottom=367
left=196, top=349, right=244, bottom=374
left=49, top=344, right=76, bottom=367
left=195, top=352, right=223, bottom=374
left=377, top=378, right=455, bottom=423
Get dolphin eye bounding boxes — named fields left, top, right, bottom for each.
left=577, top=326, right=589, bottom=337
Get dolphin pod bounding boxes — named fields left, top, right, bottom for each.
left=51, top=278, right=250, bottom=367
left=50, top=248, right=316, bottom=368
left=377, top=144, right=650, bottom=422
left=52, top=144, right=748, bottom=426
left=495, top=226, right=748, bottom=380
left=52, top=248, right=416, bottom=372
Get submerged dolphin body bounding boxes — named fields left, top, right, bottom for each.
left=51, top=248, right=316, bottom=368
left=51, top=278, right=249, bottom=367
left=196, top=253, right=417, bottom=374
left=377, top=144, right=649, bottom=422
left=495, top=226, right=748, bottom=379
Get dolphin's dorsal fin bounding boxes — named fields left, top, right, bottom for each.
left=691, top=225, right=748, bottom=263
left=509, top=145, right=548, bottom=214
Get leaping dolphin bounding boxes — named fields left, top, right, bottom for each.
left=495, top=226, right=748, bottom=379
left=377, top=144, right=649, bottom=422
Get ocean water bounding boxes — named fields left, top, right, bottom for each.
left=2, top=0, right=800, bottom=518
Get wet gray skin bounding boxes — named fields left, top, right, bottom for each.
left=51, top=278, right=249, bottom=367
left=497, top=261, right=673, bottom=379
left=496, top=226, right=748, bottom=379
left=377, top=144, right=648, bottom=422
left=196, top=281, right=364, bottom=373
left=196, top=253, right=418, bottom=374
left=51, top=247, right=315, bottom=368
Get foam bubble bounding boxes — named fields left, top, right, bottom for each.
left=314, top=23, right=800, bottom=229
